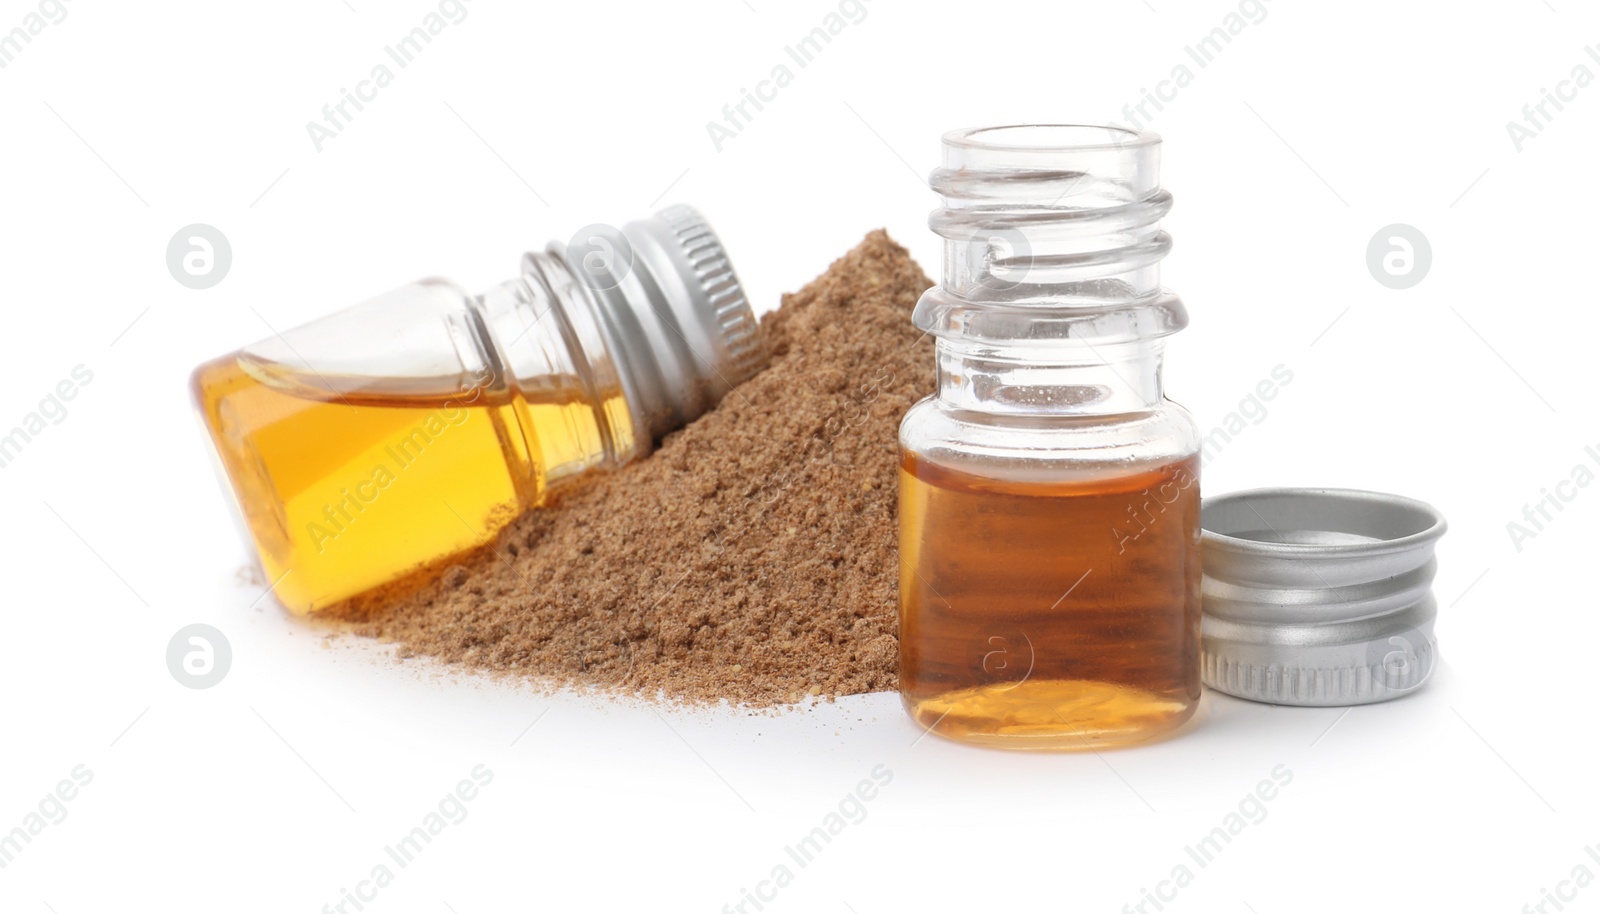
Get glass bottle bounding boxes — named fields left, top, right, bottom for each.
left=192, top=205, right=765, bottom=615
left=898, top=126, right=1202, bottom=750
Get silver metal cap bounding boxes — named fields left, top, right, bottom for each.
left=571, top=205, right=766, bottom=444
left=1200, top=488, right=1448, bottom=707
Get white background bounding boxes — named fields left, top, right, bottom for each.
left=1, top=1, right=1593, bottom=911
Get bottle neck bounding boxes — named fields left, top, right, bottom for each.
left=935, top=337, right=1166, bottom=415
left=474, top=207, right=765, bottom=475
left=939, top=237, right=1166, bottom=303
left=473, top=250, right=644, bottom=480
left=917, top=125, right=1186, bottom=417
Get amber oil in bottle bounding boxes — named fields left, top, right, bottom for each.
left=191, top=356, right=626, bottom=614
left=899, top=453, right=1200, bottom=748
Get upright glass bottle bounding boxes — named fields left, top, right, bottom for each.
left=898, top=126, right=1202, bottom=749
left=193, top=205, right=765, bottom=615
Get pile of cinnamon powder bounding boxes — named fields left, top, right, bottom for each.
left=331, top=232, right=933, bottom=705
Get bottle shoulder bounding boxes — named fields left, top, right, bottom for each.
left=899, top=395, right=1200, bottom=477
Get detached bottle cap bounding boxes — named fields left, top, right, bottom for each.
left=1199, top=487, right=1448, bottom=707
left=567, top=205, right=766, bottom=442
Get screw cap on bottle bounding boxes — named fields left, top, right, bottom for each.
left=1199, top=487, right=1448, bottom=707
left=572, top=205, right=766, bottom=443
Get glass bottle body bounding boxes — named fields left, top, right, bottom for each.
left=193, top=277, right=636, bottom=614
left=193, top=207, right=761, bottom=614
left=898, top=125, right=1201, bottom=749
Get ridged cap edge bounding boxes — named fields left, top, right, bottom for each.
left=654, top=204, right=767, bottom=388
left=1201, top=642, right=1436, bottom=707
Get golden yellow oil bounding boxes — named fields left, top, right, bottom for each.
left=898, top=452, right=1202, bottom=750
left=191, top=355, right=629, bottom=614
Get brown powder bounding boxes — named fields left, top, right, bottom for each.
left=330, top=231, right=934, bottom=705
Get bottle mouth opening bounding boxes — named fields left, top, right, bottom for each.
left=943, top=124, right=1160, bottom=152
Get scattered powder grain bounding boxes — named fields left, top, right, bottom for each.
left=330, top=231, right=934, bottom=706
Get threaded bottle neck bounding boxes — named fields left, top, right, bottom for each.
left=918, top=125, right=1186, bottom=416
left=916, top=125, right=1186, bottom=348
left=930, top=124, right=1170, bottom=301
